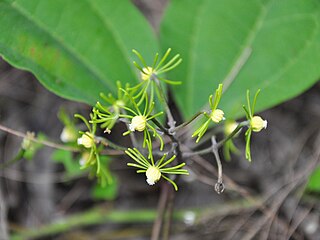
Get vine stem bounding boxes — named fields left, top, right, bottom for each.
left=150, top=77, right=182, bottom=240
left=211, top=136, right=224, bottom=194
left=0, top=124, right=79, bottom=152
left=182, top=121, right=249, bottom=158
left=95, top=136, right=127, bottom=151
left=172, top=111, right=203, bottom=133
left=152, top=77, right=176, bottom=131
left=151, top=182, right=170, bottom=240
left=0, top=149, right=25, bottom=169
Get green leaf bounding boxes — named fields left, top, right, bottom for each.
left=160, top=0, right=320, bottom=118
left=307, top=167, right=320, bottom=192
left=0, top=0, right=158, bottom=105
left=52, top=149, right=82, bottom=175
left=92, top=176, right=118, bottom=200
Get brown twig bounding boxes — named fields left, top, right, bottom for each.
left=151, top=182, right=170, bottom=240
left=0, top=124, right=79, bottom=152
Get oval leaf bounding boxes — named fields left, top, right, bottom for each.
left=0, top=0, right=158, bottom=105
left=160, top=0, right=320, bottom=118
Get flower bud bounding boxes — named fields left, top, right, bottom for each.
left=210, top=109, right=225, bottom=123
left=77, top=132, right=94, bottom=148
left=141, top=67, right=153, bottom=81
left=146, top=166, right=161, bottom=185
left=250, top=116, right=267, bottom=132
left=60, top=126, right=77, bottom=143
left=79, top=152, right=91, bottom=166
left=21, top=132, right=35, bottom=150
left=129, top=116, right=147, bottom=132
left=225, top=121, right=238, bottom=135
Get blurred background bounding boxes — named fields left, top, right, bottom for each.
left=1, top=1, right=320, bottom=240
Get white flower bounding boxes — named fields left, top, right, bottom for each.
left=60, top=126, right=77, bottom=143
left=79, top=152, right=90, bottom=166
left=146, top=166, right=161, bottom=185
left=129, top=116, right=147, bottom=132
left=77, top=132, right=94, bottom=148
left=210, top=109, right=225, bottom=123
left=225, top=121, right=238, bottom=135
left=250, top=116, right=267, bottom=132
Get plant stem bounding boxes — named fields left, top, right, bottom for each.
left=10, top=199, right=261, bottom=240
left=216, top=121, right=248, bottom=148
left=152, top=77, right=176, bottom=131
left=173, top=111, right=203, bottom=132
left=182, top=121, right=248, bottom=158
left=151, top=182, right=170, bottom=240
left=0, top=149, right=25, bottom=169
left=211, top=136, right=224, bottom=194
left=162, top=185, right=175, bottom=240
left=95, top=136, right=127, bottom=151
left=0, top=124, right=79, bottom=152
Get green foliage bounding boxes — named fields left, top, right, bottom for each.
left=161, top=0, right=320, bottom=118
left=52, top=149, right=82, bottom=175
left=52, top=149, right=118, bottom=200
left=0, top=0, right=318, bottom=118
left=23, top=132, right=46, bottom=160
left=0, top=0, right=157, bottom=104
left=307, top=167, right=320, bottom=192
left=92, top=177, right=118, bottom=200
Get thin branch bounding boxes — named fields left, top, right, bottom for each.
left=182, top=121, right=248, bottom=158
left=172, top=111, right=203, bottom=133
left=151, top=182, right=170, bottom=240
left=211, top=136, right=224, bottom=194
left=0, top=124, right=79, bottom=152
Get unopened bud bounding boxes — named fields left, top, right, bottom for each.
left=210, top=109, right=225, bottom=123
left=146, top=166, right=161, bottom=185
left=77, top=132, right=94, bottom=148
left=60, top=126, right=77, bottom=143
left=129, top=116, right=147, bottom=132
left=251, top=116, right=267, bottom=132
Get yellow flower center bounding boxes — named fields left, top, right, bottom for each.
left=146, top=166, right=161, bottom=185
left=250, top=116, right=267, bottom=132
left=210, top=109, right=225, bottom=123
left=129, top=116, right=147, bottom=132
left=77, top=132, right=94, bottom=148
left=141, top=67, right=154, bottom=81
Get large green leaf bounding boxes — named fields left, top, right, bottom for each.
left=0, top=0, right=158, bottom=105
left=160, top=0, right=320, bottom=118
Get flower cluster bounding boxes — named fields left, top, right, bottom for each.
left=190, top=84, right=267, bottom=161
left=192, top=84, right=225, bottom=143
left=68, top=48, right=268, bottom=193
